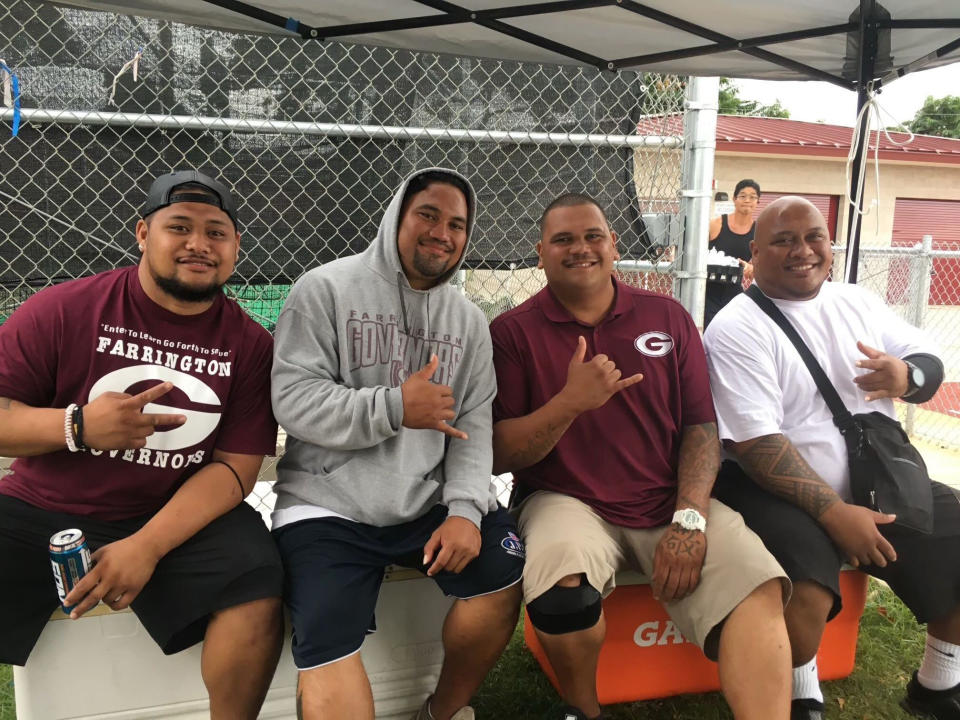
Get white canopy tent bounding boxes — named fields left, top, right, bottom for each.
left=42, top=0, right=960, bottom=286
left=43, top=1, right=960, bottom=81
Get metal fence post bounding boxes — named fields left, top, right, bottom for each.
left=905, top=234, right=933, bottom=436
left=678, top=76, right=719, bottom=328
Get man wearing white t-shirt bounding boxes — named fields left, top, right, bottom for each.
left=704, top=196, right=960, bottom=720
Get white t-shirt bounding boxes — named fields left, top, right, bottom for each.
left=704, top=282, right=935, bottom=500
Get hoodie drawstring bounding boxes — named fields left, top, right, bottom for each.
left=397, top=270, right=410, bottom=336
left=396, top=271, right=434, bottom=368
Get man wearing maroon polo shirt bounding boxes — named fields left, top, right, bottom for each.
left=490, top=193, right=791, bottom=720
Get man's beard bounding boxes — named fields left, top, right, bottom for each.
left=412, top=243, right=456, bottom=280
left=153, top=272, right=225, bottom=303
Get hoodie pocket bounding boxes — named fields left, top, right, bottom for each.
left=315, top=454, right=442, bottom=525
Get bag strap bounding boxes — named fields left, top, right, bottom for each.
left=745, top=285, right=856, bottom=434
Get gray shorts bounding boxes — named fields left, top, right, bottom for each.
left=518, top=491, right=789, bottom=651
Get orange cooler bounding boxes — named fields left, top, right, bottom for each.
left=524, top=569, right=868, bottom=704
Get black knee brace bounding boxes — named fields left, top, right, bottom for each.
left=526, top=581, right=602, bottom=635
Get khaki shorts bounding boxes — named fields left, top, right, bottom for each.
left=518, top=491, right=789, bottom=651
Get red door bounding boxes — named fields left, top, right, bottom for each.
left=891, top=198, right=960, bottom=306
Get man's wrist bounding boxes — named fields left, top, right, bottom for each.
left=446, top=500, right=482, bottom=530
left=900, top=359, right=923, bottom=398
left=816, top=497, right=846, bottom=527
left=128, top=529, right=166, bottom=564
left=553, top=387, right=587, bottom=418
left=672, top=508, right=706, bottom=532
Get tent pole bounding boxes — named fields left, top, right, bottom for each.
left=678, top=75, right=718, bottom=328
left=843, top=0, right=878, bottom=284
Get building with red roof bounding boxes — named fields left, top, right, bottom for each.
left=636, top=114, right=960, bottom=304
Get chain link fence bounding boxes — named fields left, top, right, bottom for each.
left=0, top=0, right=686, bottom=580
left=838, top=242, right=960, bottom=452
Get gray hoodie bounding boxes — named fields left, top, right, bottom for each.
left=271, top=168, right=499, bottom=528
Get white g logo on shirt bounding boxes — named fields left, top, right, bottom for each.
left=634, top=332, right=675, bottom=357
left=87, top=365, right=222, bottom=451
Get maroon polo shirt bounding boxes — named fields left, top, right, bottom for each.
left=491, top=279, right=715, bottom=528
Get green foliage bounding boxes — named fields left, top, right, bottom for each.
left=719, top=78, right=791, bottom=118
left=905, top=95, right=960, bottom=138
left=475, top=296, right=515, bottom=323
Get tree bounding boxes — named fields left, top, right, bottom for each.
left=905, top=95, right=960, bottom=139
left=718, top=78, right=790, bottom=118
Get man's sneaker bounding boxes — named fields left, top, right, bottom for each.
left=409, top=696, right=475, bottom=720
left=557, top=705, right=604, bottom=720
left=902, top=672, right=960, bottom=719
left=790, top=698, right=824, bottom=720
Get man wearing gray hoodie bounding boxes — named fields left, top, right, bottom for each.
left=271, top=168, right=524, bottom=720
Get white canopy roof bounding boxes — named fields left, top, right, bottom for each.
left=47, top=0, right=960, bottom=87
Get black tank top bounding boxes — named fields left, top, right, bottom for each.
left=712, top=214, right=754, bottom=261
left=705, top=214, right=756, bottom=326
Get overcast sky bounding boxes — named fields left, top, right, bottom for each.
left=731, top=62, right=960, bottom=128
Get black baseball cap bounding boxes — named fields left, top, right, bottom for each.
left=142, top=170, right=239, bottom=230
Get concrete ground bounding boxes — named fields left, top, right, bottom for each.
left=913, top=437, right=960, bottom=490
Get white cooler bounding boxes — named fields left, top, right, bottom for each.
left=13, top=567, right=453, bottom=719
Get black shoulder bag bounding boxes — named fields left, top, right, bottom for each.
left=745, top=284, right=934, bottom=534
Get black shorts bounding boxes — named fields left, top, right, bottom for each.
left=0, top=493, right=283, bottom=666
left=714, top=461, right=960, bottom=624
left=273, top=504, right=525, bottom=670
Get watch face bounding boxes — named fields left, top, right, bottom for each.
left=674, top=508, right=704, bottom=530
left=912, top=366, right=925, bottom=387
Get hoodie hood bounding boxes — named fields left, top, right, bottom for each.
left=363, top=167, right=477, bottom=289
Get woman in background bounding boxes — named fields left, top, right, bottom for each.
left=705, top=178, right=760, bottom=327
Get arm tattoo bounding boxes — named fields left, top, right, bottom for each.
left=506, top=419, right=569, bottom=470
left=676, top=422, right=720, bottom=515
left=735, top=433, right=840, bottom=519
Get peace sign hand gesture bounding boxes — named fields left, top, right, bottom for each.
left=81, top=382, right=186, bottom=450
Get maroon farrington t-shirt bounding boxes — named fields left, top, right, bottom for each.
left=491, top=279, right=716, bottom=528
left=0, top=266, right=277, bottom=520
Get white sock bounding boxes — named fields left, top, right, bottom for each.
left=792, top=658, right=824, bottom=703
left=918, top=635, right=960, bottom=691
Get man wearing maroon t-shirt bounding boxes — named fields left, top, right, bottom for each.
left=0, top=170, right=284, bottom=719
left=490, top=193, right=791, bottom=720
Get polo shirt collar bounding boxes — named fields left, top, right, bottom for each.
left=541, top=277, right=630, bottom=325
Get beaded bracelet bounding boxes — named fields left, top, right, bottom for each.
left=72, top=404, right=88, bottom=451
left=64, top=403, right=79, bottom=452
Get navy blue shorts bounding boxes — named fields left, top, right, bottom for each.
left=273, top=504, right=524, bottom=669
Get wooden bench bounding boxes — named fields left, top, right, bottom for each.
left=524, top=569, right=869, bottom=704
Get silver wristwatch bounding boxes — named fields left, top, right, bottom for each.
left=901, top=359, right=925, bottom=399
left=672, top=508, right=706, bottom=532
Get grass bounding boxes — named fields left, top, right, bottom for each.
left=0, top=580, right=927, bottom=720
left=472, top=579, right=926, bottom=720
left=0, top=664, right=11, bottom=720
